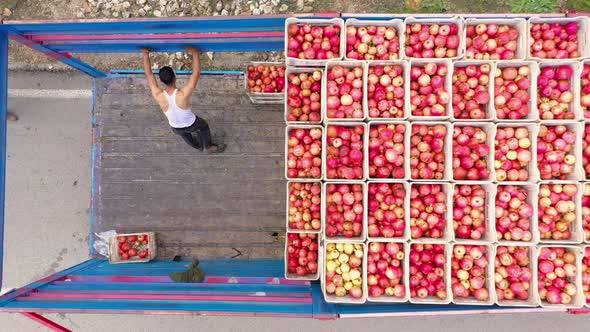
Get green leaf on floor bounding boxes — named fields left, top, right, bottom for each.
left=169, top=259, right=206, bottom=283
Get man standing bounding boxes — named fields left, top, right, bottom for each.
left=142, top=47, right=224, bottom=153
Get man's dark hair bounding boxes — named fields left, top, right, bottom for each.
left=158, top=66, right=176, bottom=86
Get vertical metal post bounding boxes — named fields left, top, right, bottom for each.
left=0, top=31, right=8, bottom=290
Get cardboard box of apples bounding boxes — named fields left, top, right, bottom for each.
left=109, top=232, right=156, bottom=264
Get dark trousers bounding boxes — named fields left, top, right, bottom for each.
left=172, top=116, right=212, bottom=150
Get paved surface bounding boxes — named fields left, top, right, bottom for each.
left=1, top=72, right=589, bottom=331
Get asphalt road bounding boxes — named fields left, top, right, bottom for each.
left=0, top=72, right=588, bottom=331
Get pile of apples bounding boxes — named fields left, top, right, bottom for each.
left=246, top=64, right=285, bottom=93
left=325, top=243, right=365, bottom=299
left=495, top=246, right=534, bottom=301
left=451, top=244, right=490, bottom=302
left=286, top=127, right=322, bottom=179
left=346, top=25, right=401, bottom=60
left=581, top=184, right=590, bottom=242
left=538, top=183, right=577, bottom=242
left=368, top=123, right=406, bottom=179
left=409, top=243, right=448, bottom=300
left=367, top=64, right=406, bottom=119
left=410, top=62, right=450, bottom=117
left=584, top=124, right=590, bottom=178
left=367, top=182, right=406, bottom=239
left=465, top=23, right=520, bottom=60
left=326, top=65, right=365, bottom=119
left=286, top=233, right=319, bottom=277
left=495, top=185, right=534, bottom=242
left=325, top=125, right=365, bottom=180
left=410, top=183, right=448, bottom=239
left=324, top=183, right=364, bottom=239
left=452, top=125, right=491, bottom=181
left=452, top=63, right=491, bottom=119
left=453, top=184, right=487, bottom=241
left=494, top=126, right=533, bottom=182
left=367, top=242, right=406, bottom=299
left=537, top=65, right=575, bottom=120
left=288, top=182, right=321, bottom=231
left=537, top=125, right=577, bottom=180
left=286, top=70, right=322, bottom=122
left=538, top=246, right=579, bottom=305
left=581, top=64, right=590, bottom=118
left=116, top=234, right=149, bottom=261
left=286, top=23, right=341, bottom=60
left=530, top=21, right=581, bottom=59
left=405, top=23, right=460, bottom=58
left=493, top=65, right=532, bottom=120
left=583, top=247, right=590, bottom=304
left=409, top=124, right=448, bottom=180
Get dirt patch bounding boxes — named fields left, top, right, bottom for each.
left=8, top=0, right=83, bottom=20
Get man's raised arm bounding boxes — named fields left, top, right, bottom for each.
left=141, top=49, right=162, bottom=98
left=181, top=47, right=201, bottom=96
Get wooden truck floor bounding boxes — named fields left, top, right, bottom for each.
left=91, top=75, right=286, bottom=259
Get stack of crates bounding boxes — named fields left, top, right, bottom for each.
left=284, top=15, right=590, bottom=308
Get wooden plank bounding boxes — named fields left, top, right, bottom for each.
left=97, top=108, right=281, bottom=125
left=99, top=181, right=285, bottom=199
left=98, top=188, right=283, bottom=202
left=98, top=197, right=283, bottom=215
left=100, top=154, right=282, bottom=170
left=99, top=167, right=284, bottom=183
left=155, top=246, right=284, bottom=260
left=99, top=122, right=283, bottom=139
left=94, top=213, right=283, bottom=232
left=100, top=138, right=284, bottom=154
left=156, top=231, right=281, bottom=246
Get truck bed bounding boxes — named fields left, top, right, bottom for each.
left=91, top=76, right=285, bottom=259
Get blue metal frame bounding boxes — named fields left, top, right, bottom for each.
left=0, top=258, right=564, bottom=318
left=6, top=28, right=107, bottom=78
left=108, top=69, right=243, bottom=78
left=0, top=31, right=7, bottom=291
left=88, top=78, right=98, bottom=254
left=0, top=260, right=102, bottom=306
left=1, top=13, right=589, bottom=324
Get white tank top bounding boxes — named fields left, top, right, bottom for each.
left=163, top=89, right=196, bottom=128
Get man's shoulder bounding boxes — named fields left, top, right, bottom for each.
left=175, top=89, right=191, bottom=99
left=152, top=88, right=165, bottom=97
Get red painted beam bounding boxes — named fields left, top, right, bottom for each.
left=7, top=307, right=312, bottom=318
left=22, top=292, right=312, bottom=303
left=568, top=307, right=590, bottom=315
left=37, top=290, right=312, bottom=298
left=66, top=275, right=309, bottom=285
left=20, top=312, right=72, bottom=332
